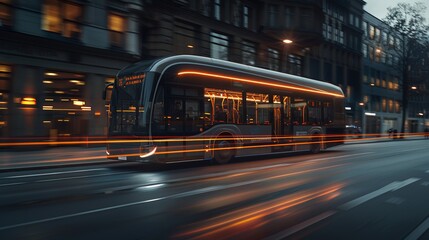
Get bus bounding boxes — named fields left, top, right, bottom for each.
left=105, top=55, right=345, bottom=164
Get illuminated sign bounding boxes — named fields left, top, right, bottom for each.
left=118, top=74, right=145, bottom=87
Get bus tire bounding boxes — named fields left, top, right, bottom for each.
left=213, top=139, right=235, bottom=164
left=310, top=134, right=322, bottom=154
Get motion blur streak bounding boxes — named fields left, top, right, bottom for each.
left=174, top=184, right=343, bottom=240
left=0, top=132, right=425, bottom=147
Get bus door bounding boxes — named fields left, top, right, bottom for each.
left=272, top=95, right=283, bottom=151
left=291, top=97, right=310, bottom=150
left=183, top=99, right=205, bottom=160
left=166, top=98, right=185, bottom=161
left=282, top=95, right=293, bottom=150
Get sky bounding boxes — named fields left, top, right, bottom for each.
left=364, top=0, right=429, bottom=21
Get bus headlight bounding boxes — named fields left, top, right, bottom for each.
left=140, top=146, right=157, bottom=158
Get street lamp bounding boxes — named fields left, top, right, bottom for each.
left=283, top=39, right=293, bottom=44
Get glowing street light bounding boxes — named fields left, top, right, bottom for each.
left=283, top=39, right=293, bottom=44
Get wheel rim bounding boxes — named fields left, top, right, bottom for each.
left=214, top=140, right=234, bottom=163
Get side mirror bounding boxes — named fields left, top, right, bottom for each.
left=103, top=83, right=114, bottom=100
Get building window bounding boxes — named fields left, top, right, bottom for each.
left=369, top=25, right=375, bottom=40
left=382, top=31, right=387, bottom=45
left=375, top=28, right=381, bottom=42
left=0, top=64, right=10, bottom=137
left=243, top=5, right=249, bottom=28
left=369, top=46, right=374, bottom=60
left=42, top=71, right=87, bottom=137
left=267, top=4, right=278, bottom=27
left=362, top=21, right=367, bottom=36
left=287, top=54, right=302, bottom=76
left=242, top=41, right=256, bottom=66
left=362, top=43, right=368, bottom=58
left=0, top=0, right=12, bottom=26
left=267, top=48, right=279, bottom=71
left=210, top=32, right=229, bottom=60
left=42, top=0, right=82, bottom=39
left=214, top=0, right=221, bottom=21
left=108, top=13, right=126, bottom=48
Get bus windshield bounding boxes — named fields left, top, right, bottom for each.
left=109, top=81, right=143, bottom=135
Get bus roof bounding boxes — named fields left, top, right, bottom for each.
left=119, top=55, right=344, bottom=98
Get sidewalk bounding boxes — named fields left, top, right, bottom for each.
left=0, top=135, right=427, bottom=172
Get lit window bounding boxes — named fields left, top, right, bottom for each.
left=108, top=13, right=126, bottom=48
left=0, top=0, right=12, bottom=26
left=42, top=0, right=82, bottom=39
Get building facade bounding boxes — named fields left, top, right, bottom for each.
left=141, top=0, right=364, bottom=120
left=361, top=11, right=402, bottom=135
left=0, top=0, right=142, bottom=140
left=407, top=42, right=429, bottom=133
left=1, top=0, right=369, bottom=140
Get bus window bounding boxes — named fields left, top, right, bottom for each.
left=185, top=99, right=203, bottom=134
left=168, top=99, right=184, bottom=134
left=323, top=100, right=334, bottom=124
left=152, top=86, right=165, bottom=132
left=204, top=88, right=243, bottom=126
left=247, top=92, right=270, bottom=125
left=291, top=98, right=307, bottom=125
left=308, top=100, right=322, bottom=125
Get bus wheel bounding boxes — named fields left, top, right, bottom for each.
left=310, top=135, right=322, bottom=154
left=213, top=139, right=235, bottom=164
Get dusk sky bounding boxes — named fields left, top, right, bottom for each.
left=364, top=0, right=429, bottom=20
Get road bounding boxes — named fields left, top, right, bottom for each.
left=0, top=139, right=428, bottom=239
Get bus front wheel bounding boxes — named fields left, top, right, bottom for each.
left=213, top=139, right=235, bottom=164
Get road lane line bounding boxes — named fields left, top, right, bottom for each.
left=339, top=178, right=420, bottom=211
left=0, top=182, right=25, bottom=187
left=306, top=152, right=373, bottom=163
left=0, top=197, right=165, bottom=231
left=405, top=216, right=429, bottom=240
left=3, top=168, right=106, bottom=179
left=264, top=211, right=336, bottom=240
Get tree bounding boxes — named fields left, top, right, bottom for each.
left=383, top=1, right=429, bottom=136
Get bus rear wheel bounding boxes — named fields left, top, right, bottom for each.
left=213, top=139, right=235, bottom=164
left=310, top=135, right=322, bottom=154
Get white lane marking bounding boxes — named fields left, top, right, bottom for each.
left=404, top=216, right=429, bottom=240
left=3, top=168, right=106, bottom=179
left=339, top=178, right=420, bottom=211
left=0, top=182, right=25, bottom=187
left=264, top=211, right=336, bottom=240
left=0, top=197, right=165, bottom=231
left=306, top=152, right=373, bottom=163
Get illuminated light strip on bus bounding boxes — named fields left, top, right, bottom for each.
left=178, top=71, right=344, bottom=98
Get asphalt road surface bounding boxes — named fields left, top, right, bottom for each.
left=0, top=139, right=428, bottom=240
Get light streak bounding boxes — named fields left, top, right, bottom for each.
left=178, top=71, right=344, bottom=98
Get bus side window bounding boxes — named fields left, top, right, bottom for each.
left=153, top=86, right=165, bottom=128
left=167, top=99, right=184, bottom=134
left=185, top=100, right=203, bottom=134
left=291, top=98, right=307, bottom=125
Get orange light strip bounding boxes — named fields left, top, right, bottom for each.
left=178, top=71, right=344, bottom=98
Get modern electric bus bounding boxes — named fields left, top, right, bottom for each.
left=105, top=55, right=345, bottom=164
